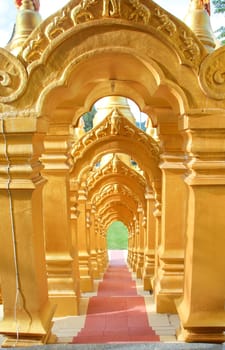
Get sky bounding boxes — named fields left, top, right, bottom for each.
left=0, top=0, right=224, bottom=48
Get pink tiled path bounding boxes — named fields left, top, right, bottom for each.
left=72, top=250, right=160, bottom=344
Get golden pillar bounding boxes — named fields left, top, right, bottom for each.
left=154, top=122, right=186, bottom=313
left=176, top=111, right=225, bottom=343
left=69, top=180, right=81, bottom=314
left=135, top=204, right=145, bottom=279
left=152, top=197, right=162, bottom=293
left=127, top=224, right=134, bottom=266
left=0, top=117, right=55, bottom=346
left=101, top=232, right=108, bottom=269
left=41, top=126, right=79, bottom=316
left=131, top=216, right=138, bottom=271
left=95, top=216, right=104, bottom=273
left=76, top=182, right=93, bottom=292
left=142, top=190, right=156, bottom=291
left=89, top=204, right=101, bottom=279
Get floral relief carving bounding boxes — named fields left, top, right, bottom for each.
left=199, top=46, right=225, bottom=100
left=0, top=49, right=27, bottom=103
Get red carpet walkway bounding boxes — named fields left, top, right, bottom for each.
left=72, top=250, right=160, bottom=344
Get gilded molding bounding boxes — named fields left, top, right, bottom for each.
left=94, top=183, right=139, bottom=207
left=0, top=48, right=27, bottom=103
left=19, top=0, right=205, bottom=68
left=199, top=46, right=225, bottom=100
left=87, top=155, right=146, bottom=190
left=71, top=107, right=160, bottom=164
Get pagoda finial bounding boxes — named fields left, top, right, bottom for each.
left=184, top=0, right=216, bottom=52
left=14, top=0, right=40, bottom=11
left=6, top=0, right=42, bottom=54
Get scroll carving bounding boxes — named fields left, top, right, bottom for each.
left=71, top=0, right=96, bottom=24
left=22, top=33, right=46, bottom=63
left=199, top=46, right=225, bottom=100
left=0, top=48, right=27, bottom=103
left=46, top=9, right=70, bottom=40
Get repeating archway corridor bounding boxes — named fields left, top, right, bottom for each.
left=1, top=0, right=225, bottom=346
left=51, top=250, right=180, bottom=344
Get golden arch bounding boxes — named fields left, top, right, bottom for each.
left=0, top=0, right=225, bottom=346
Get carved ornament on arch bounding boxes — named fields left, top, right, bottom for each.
left=19, top=0, right=205, bottom=69
left=71, top=107, right=160, bottom=164
left=86, top=154, right=146, bottom=190
left=95, top=183, right=139, bottom=205
left=0, top=48, right=27, bottom=104
left=199, top=46, right=225, bottom=100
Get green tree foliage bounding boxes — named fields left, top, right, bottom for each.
left=107, top=221, right=128, bottom=250
left=212, top=0, right=225, bottom=44
left=82, top=105, right=97, bottom=132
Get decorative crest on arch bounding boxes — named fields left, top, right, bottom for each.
left=18, top=0, right=205, bottom=69
left=87, top=154, right=146, bottom=190
left=71, top=107, right=160, bottom=164
left=94, top=182, right=139, bottom=206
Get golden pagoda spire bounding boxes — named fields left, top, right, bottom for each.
left=94, top=96, right=136, bottom=168
left=184, top=0, right=216, bottom=52
left=6, top=0, right=42, bottom=55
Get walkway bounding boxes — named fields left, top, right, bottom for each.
left=52, top=250, right=180, bottom=344
left=0, top=250, right=179, bottom=345
left=72, top=250, right=159, bottom=343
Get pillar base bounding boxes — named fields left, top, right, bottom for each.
left=49, top=295, right=79, bottom=317
left=176, top=325, right=225, bottom=344
left=1, top=331, right=56, bottom=348
left=155, top=291, right=182, bottom=313
left=0, top=301, right=56, bottom=348
left=1, top=333, right=56, bottom=348
left=143, top=274, right=153, bottom=291
left=80, top=276, right=93, bottom=292
left=136, top=266, right=144, bottom=279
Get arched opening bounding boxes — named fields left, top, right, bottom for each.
left=106, top=221, right=128, bottom=250
left=1, top=1, right=224, bottom=344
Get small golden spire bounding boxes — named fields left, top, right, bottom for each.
left=184, top=0, right=216, bottom=52
left=94, top=96, right=135, bottom=168
left=6, top=0, right=42, bottom=55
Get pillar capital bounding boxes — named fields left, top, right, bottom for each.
left=180, top=110, right=225, bottom=185
left=0, top=117, right=47, bottom=190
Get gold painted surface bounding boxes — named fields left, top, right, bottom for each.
left=0, top=0, right=224, bottom=346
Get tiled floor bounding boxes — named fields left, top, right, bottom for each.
left=53, top=250, right=180, bottom=344
left=0, top=250, right=181, bottom=346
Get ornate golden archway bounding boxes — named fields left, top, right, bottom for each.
left=0, top=0, right=225, bottom=346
